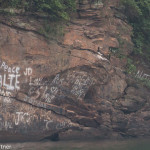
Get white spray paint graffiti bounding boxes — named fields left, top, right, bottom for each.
left=56, top=121, right=72, bottom=129
left=0, top=89, right=12, bottom=104
left=29, top=77, right=43, bottom=86
left=135, top=70, right=150, bottom=81
left=0, top=59, right=75, bottom=132
left=42, top=74, right=64, bottom=103
left=44, top=119, right=72, bottom=130
left=24, top=68, right=32, bottom=76
left=15, top=112, right=31, bottom=125
left=0, top=62, right=20, bottom=73
left=0, top=121, right=13, bottom=131
left=0, top=89, right=11, bottom=97
left=52, top=74, right=64, bottom=85
left=71, top=75, right=94, bottom=98
left=44, top=86, right=59, bottom=103
left=0, top=61, right=20, bottom=91
left=3, top=97, right=12, bottom=104
left=44, top=120, right=53, bottom=130
left=0, top=59, right=96, bottom=133
left=0, top=117, right=13, bottom=131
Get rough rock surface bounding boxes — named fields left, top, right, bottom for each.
left=0, top=0, right=150, bottom=142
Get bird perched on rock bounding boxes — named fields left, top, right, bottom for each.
left=97, top=47, right=108, bottom=61
left=97, top=47, right=105, bottom=56
left=97, top=47, right=101, bottom=54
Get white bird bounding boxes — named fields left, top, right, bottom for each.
left=97, top=54, right=108, bottom=61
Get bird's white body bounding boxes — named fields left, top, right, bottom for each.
left=97, top=52, right=108, bottom=61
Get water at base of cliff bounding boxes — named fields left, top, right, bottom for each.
left=1, top=138, right=150, bottom=150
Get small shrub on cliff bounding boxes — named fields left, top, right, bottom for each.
left=39, top=20, right=64, bottom=39
left=135, top=78, right=150, bottom=89
left=126, top=58, right=136, bottom=74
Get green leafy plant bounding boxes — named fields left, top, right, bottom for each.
left=0, top=0, right=76, bottom=20
left=135, top=78, right=150, bottom=89
left=126, top=58, right=136, bottom=74
left=109, top=46, right=126, bottom=59
left=39, top=20, right=65, bottom=39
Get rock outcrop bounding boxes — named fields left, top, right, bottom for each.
left=0, top=0, right=150, bottom=142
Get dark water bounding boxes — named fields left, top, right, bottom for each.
left=1, top=139, right=150, bottom=150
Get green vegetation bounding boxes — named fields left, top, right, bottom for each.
left=109, top=47, right=126, bottom=59
left=134, top=73, right=150, bottom=88
left=137, top=78, right=150, bottom=89
left=126, top=58, right=136, bottom=74
left=121, top=0, right=150, bottom=61
left=0, top=0, right=76, bottom=20
left=0, top=0, right=76, bottom=39
left=39, top=20, right=65, bottom=39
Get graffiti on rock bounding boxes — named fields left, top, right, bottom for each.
left=24, top=68, right=32, bottom=76
left=135, top=70, right=150, bottom=81
left=29, top=77, right=43, bottom=86
left=15, top=112, right=31, bottom=125
left=0, top=59, right=96, bottom=134
left=0, top=61, right=20, bottom=91
left=0, top=116, right=13, bottom=131
left=71, top=75, right=94, bottom=99
left=41, top=74, right=64, bottom=104
left=44, top=119, right=72, bottom=130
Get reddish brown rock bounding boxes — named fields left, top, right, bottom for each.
left=0, top=0, right=149, bottom=142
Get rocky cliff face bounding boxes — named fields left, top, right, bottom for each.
left=0, top=0, right=150, bottom=142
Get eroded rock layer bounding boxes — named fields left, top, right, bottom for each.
left=0, top=0, right=150, bottom=142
